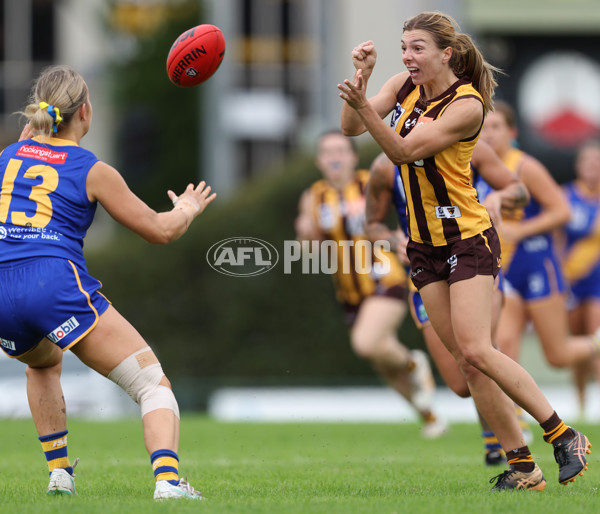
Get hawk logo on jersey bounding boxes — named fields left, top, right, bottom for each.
left=404, top=118, right=417, bottom=131
left=435, top=206, right=462, bottom=219
left=390, top=102, right=406, bottom=129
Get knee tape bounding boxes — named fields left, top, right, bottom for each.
left=107, top=348, right=180, bottom=418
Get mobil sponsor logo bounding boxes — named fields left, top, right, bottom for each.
left=16, top=145, right=68, bottom=164
left=47, top=316, right=80, bottom=343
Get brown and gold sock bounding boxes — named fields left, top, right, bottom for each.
left=541, top=411, right=574, bottom=444
left=506, top=445, right=535, bottom=473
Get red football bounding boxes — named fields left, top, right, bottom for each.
left=166, top=24, right=225, bottom=87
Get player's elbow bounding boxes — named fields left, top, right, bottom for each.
left=142, top=225, right=181, bottom=245
left=341, top=125, right=359, bottom=137
left=340, top=117, right=365, bottom=137
left=144, top=232, right=172, bottom=245
left=388, top=146, right=412, bottom=167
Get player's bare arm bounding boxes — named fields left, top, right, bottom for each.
left=86, top=161, right=216, bottom=244
left=340, top=77, right=482, bottom=164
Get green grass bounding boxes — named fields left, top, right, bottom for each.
left=0, top=416, right=598, bottom=513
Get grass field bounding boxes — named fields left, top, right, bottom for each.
left=0, top=415, right=598, bottom=513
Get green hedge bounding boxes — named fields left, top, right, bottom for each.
left=86, top=144, right=428, bottom=410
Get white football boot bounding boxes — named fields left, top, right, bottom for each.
left=153, top=478, right=203, bottom=500
left=47, top=458, right=78, bottom=496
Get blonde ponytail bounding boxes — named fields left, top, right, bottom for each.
left=20, top=65, right=88, bottom=137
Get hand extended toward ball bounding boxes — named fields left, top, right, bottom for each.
left=168, top=181, right=217, bottom=222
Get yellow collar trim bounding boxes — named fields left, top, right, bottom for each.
left=32, top=136, right=78, bottom=147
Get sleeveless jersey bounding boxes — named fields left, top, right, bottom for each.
left=309, top=170, right=406, bottom=306
left=0, top=136, right=99, bottom=267
left=561, top=181, right=600, bottom=284
left=391, top=77, right=490, bottom=246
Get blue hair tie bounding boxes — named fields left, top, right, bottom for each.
left=39, top=102, right=63, bottom=133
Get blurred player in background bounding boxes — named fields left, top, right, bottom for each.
left=0, top=65, right=215, bottom=500
left=295, top=129, right=447, bottom=438
left=338, top=11, right=591, bottom=491
left=365, top=140, right=530, bottom=466
left=480, top=102, right=600, bottom=375
left=556, top=139, right=600, bottom=419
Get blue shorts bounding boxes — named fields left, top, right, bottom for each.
left=568, top=266, right=600, bottom=304
left=504, top=253, right=565, bottom=301
left=0, top=257, right=110, bottom=358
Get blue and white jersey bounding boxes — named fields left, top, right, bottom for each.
left=0, top=136, right=98, bottom=266
left=561, top=181, right=600, bottom=301
left=472, top=165, right=494, bottom=204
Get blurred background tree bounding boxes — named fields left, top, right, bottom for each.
left=108, top=0, right=205, bottom=209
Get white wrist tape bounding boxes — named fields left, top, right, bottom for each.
left=107, top=348, right=180, bottom=418
left=172, top=197, right=200, bottom=212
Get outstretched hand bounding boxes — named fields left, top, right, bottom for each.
left=337, top=69, right=368, bottom=111
left=168, top=181, right=217, bottom=220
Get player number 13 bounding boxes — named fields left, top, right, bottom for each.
left=0, top=158, right=58, bottom=227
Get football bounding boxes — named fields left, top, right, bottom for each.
left=166, top=24, right=225, bottom=87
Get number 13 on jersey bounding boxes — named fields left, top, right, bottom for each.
left=0, top=158, right=58, bottom=227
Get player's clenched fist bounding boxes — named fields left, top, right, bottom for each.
left=351, top=40, right=377, bottom=77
